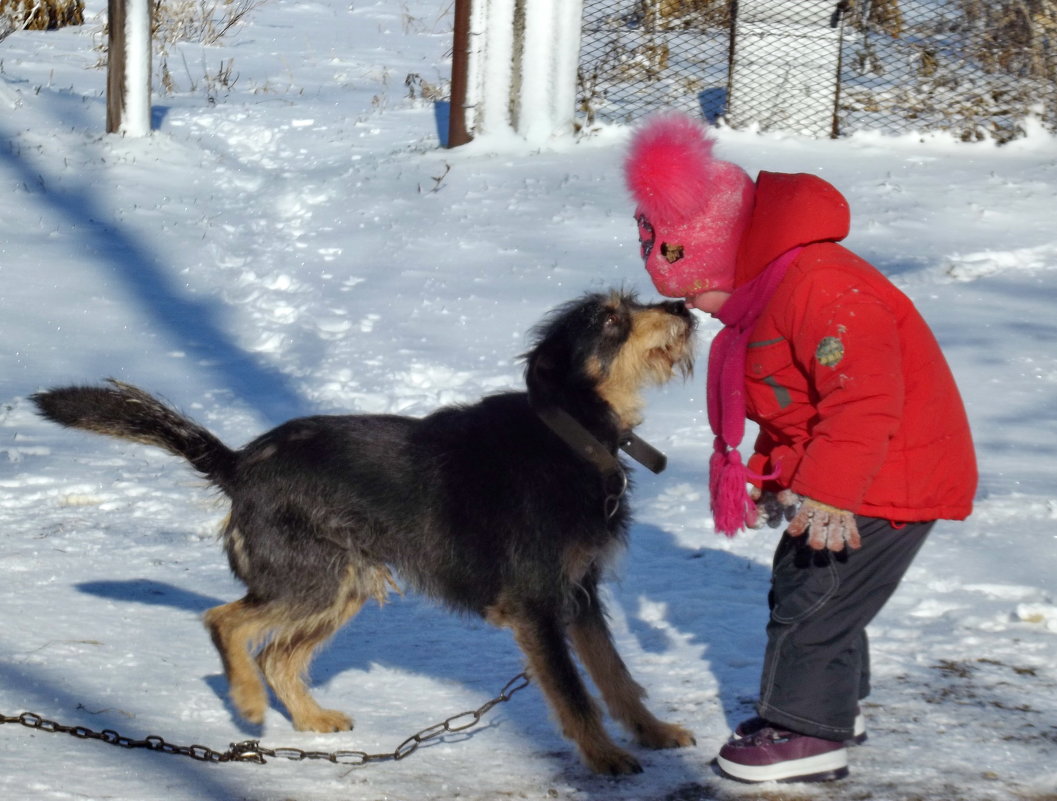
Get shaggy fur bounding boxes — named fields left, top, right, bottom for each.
left=31, top=290, right=696, bottom=774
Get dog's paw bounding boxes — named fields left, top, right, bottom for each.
left=293, top=708, right=354, bottom=733
left=583, top=746, right=644, bottom=775
left=635, top=721, right=696, bottom=750
left=231, top=685, right=268, bottom=725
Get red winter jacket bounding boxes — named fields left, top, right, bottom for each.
left=737, top=172, right=976, bottom=522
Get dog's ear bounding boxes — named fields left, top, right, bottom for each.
left=526, top=335, right=602, bottom=417
left=525, top=292, right=611, bottom=411
left=525, top=344, right=563, bottom=407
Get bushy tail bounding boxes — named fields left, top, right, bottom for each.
left=32, top=379, right=237, bottom=491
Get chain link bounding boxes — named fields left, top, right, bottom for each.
left=1, top=672, right=529, bottom=767
left=604, top=469, right=629, bottom=520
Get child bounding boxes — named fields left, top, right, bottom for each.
left=624, top=113, right=976, bottom=783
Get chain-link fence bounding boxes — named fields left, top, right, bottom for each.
left=578, top=0, right=1057, bottom=142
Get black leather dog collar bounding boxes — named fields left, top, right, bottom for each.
left=535, top=406, right=668, bottom=477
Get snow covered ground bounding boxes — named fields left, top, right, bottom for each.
left=1, top=2, right=1056, bottom=800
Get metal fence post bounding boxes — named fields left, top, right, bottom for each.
left=448, top=0, right=473, bottom=147
left=453, top=0, right=584, bottom=145
left=726, top=0, right=843, bottom=137
left=106, top=0, right=152, bottom=136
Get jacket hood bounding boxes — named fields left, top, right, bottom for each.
left=734, top=172, right=851, bottom=286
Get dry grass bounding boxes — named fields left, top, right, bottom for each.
left=152, top=0, right=262, bottom=48
left=85, top=1, right=263, bottom=96
left=864, top=0, right=903, bottom=37
left=1, top=0, right=83, bottom=35
left=959, top=0, right=1057, bottom=81
left=152, top=0, right=263, bottom=96
left=650, top=0, right=728, bottom=30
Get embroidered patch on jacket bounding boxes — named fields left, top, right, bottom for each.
left=660, top=243, right=684, bottom=263
left=816, top=336, right=845, bottom=367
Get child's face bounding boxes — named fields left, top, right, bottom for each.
left=686, top=291, right=732, bottom=316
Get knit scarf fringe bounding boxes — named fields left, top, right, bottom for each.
left=707, top=247, right=802, bottom=536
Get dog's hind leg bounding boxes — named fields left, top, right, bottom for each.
left=203, top=598, right=274, bottom=725
left=255, top=594, right=365, bottom=733
left=568, top=592, right=695, bottom=751
left=502, top=605, right=643, bottom=775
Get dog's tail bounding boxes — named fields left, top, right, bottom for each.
left=32, top=379, right=237, bottom=491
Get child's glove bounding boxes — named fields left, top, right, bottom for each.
left=749, top=488, right=801, bottom=529
left=786, top=497, right=862, bottom=551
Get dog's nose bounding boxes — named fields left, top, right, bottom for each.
left=662, top=300, right=692, bottom=319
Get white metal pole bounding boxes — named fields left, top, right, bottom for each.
left=475, top=0, right=516, bottom=137
left=550, top=0, right=584, bottom=137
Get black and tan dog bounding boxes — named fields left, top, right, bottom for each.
left=32, top=290, right=696, bottom=774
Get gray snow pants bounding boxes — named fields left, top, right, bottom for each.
left=756, top=516, right=934, bottom=741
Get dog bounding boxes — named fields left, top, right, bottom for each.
left=31, top=290, right=696, bottom=774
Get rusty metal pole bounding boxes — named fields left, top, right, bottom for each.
left=447, top=0, right=473, bottom=148
left=106, top=0, right=152, bottom=136
left=105, top=0, right=126, bottom=133
left=830, top=0, right=850, bottom=139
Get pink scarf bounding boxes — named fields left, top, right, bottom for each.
left=707, top=247, right=802, bottom=536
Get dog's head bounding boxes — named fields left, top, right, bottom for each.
left=525, top=290, right=696, bottom=431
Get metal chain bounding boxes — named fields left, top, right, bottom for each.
left=604, top=468, right=628, bottom=520
left=0, top=672, right=529, bottom=767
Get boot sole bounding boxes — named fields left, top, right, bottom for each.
left=715, top=748, right=849, bottom=783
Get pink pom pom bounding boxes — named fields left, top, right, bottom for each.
left=625, top=113, right=719, bottom=224
left=710, top=444, right=758, bottom=537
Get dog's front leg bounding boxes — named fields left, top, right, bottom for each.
left=507, top=608, right=643, bottom=775
left=568, top=591, right=695, bottom=751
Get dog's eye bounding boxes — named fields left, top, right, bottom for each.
left=602, top=311, right=630, bottom=340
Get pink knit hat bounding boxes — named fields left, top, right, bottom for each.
left=625, top=113, right=755, bottom=298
